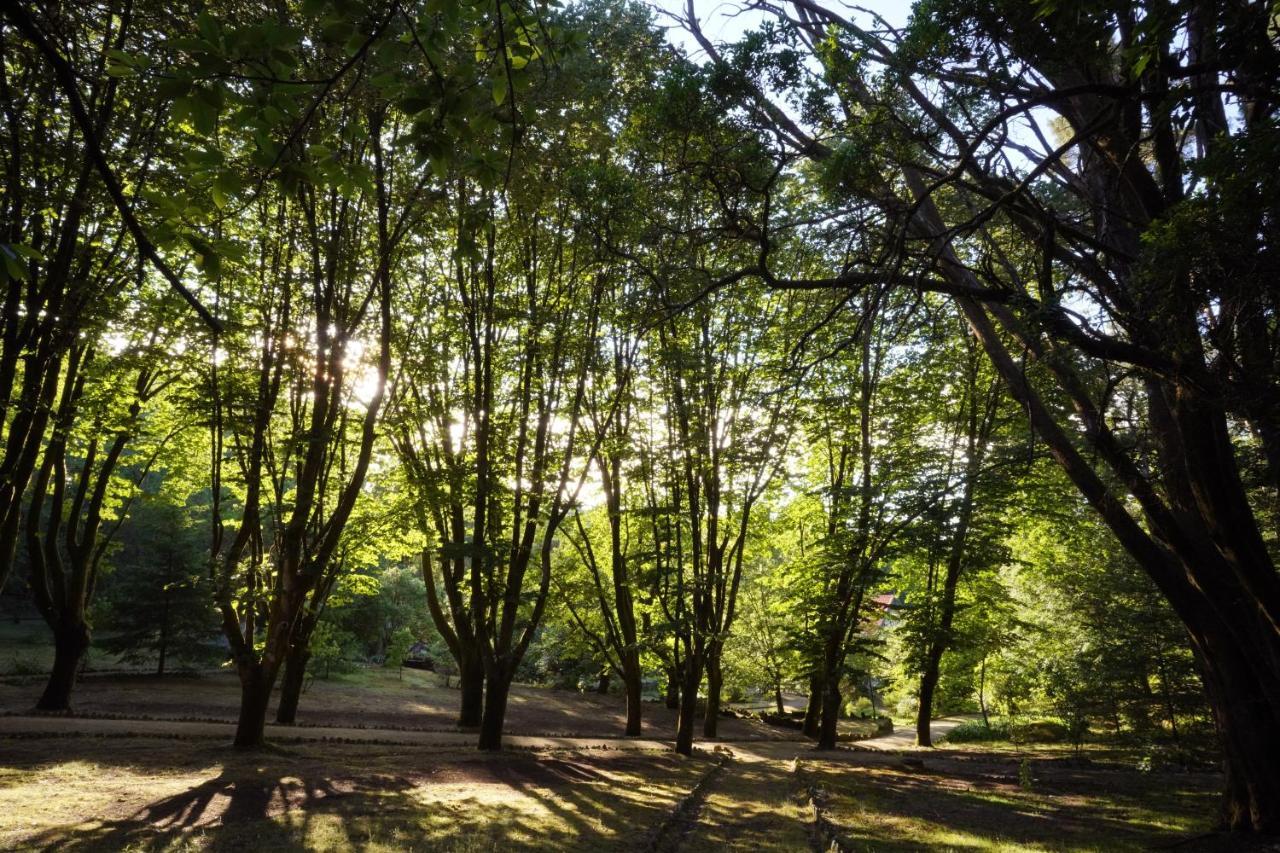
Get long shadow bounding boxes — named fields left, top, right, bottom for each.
left=805, top=752, right=1226, bottom=852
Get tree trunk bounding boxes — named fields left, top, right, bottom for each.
left=622, top=656, right=643, bottom=737
left=916, top=649, right=943, bottom=747
left=234, top=667, right=273, bottom=748
left=702, top=646, right=722, bottom=739
left=775, top=683, right=785, bottom=716
left=1188, top=624, right=1280, bottom=833
left=477, top=671, right=511, bottom=751
left=36, top=620, right=90, bottom=711
left=665, top=664, right=680, bottom=710
left=275, top=646, right=310, bottom=725
left=674, top=651, right=702, bottom=756
left=802, top=673, right=822, bottom=738
left=978, top=656, right=990, bottom=728
left=817, top=672, right=842, bottom=751
left=596, top=671, right=610, bottom=695
left=458, top=653, right=484, bottom=728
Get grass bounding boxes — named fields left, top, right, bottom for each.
left=803, top=751, right=1232, bottom=853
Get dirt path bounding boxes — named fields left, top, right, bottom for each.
left=0, top=713, right=681, bottom=752
left=848, top=714, right=977, bottom=751
left=0, top=711, right=964, bottom=754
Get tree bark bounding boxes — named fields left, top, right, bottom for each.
left=702, top=645, right=722, bottom=739
left=234, top=667, right=273, bottom=748
left=477, top=671, right=511, bottom=750
left=775, top=684, right=785, bottom=716
left=622, top=657, right=643, bottom=736
left=664, top=664, right=680, bottom=710
left=275, top=646, right=310, bottom=725
left=803, top=673, right=822, bottom=738
left=458, top=652, right=484, bottom=728
left=36, top=620, right=90, bottom=711
left=674, top=651, right=702, bottom=756
left=817, top=670, right=842, bottom=751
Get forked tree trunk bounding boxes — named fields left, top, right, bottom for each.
left=275, top=646, right=310, bottom=725
left=37, top=620, right=90, bottom=711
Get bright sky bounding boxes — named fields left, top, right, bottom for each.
left=650, top=0, right=916, bottom=58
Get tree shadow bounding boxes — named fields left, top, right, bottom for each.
left=806, top=752, right=1227, bottom=852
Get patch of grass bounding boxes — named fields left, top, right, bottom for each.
left=806, top=753, right=1220, bottom=852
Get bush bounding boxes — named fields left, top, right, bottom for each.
left=944, top=720, right=1011, bottom=743
left=1016, top=720, right=1071, bottom=743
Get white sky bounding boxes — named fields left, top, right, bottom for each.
left=650, top=0, right=916, bottom=57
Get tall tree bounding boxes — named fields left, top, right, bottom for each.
left=687, top=0, right=1280, bottom=829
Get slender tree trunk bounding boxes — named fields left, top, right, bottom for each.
left=36, top=620, right=90, bottom=711
left=275, top=646, right=310, bottom=725
left=665, top=663, right=680, bottom=710
left=803, top=673, right=822, bottom=738
left=702, top=646, right=722, bottom=739
left=458, top=652, right=484, bottom=728
left=774, top=683, right=785, bottom=716
left=622, top=655, right=643, bottom=736
left=156, top=582, right=170, bottom=678
left=478, top=670, right=511, bottom=751
left=978, top=656, right=990, bottom=728
left=916, top=648, right=943, bottom=747
left=674, top=650, right=702, bottom=756
left=596, top=671, right=610, bottom=695
left=817, top=670, right=842, bottom=751
left=234, top=666, right=273, bottom=748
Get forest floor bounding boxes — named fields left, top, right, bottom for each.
left=0, top=668, right=1270, bottom=852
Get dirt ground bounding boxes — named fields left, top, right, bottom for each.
left=0, top=667, right=786, bottom=741
left=0, top=732, right=1258, bottom=852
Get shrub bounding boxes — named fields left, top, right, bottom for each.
left=944, top=720, right=1010, bottom=743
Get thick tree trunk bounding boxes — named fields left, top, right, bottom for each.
left=36, top=621, right=90, bottom=711
left=674, top=651, right=702, bottom=756
left=817, top=672, right=842, bottom=751
left=458, top=653, right=484, bottom=728
left=596, top=671, right=610, bottom=695
left=275, top=646, right=310, bottom=725
left=478, top=672, right=511, bottom=751
left=234, top=667, right=273, bottom=748
left=775, top=683, right=785, bottom=716
left=622, top=656, right=643, bottom=737
left=1189, top=624, right=1280, bottom=833
left=803, top=673, right=822, bottom=738
left=702, top=646, right=723, bottom=739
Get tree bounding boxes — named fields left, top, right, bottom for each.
left=94, top=495, right=220, bottom=676
left=685, top=0, right=1279, bottom=829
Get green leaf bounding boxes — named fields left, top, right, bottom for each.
left=492, top=76, right=507, bottom=105
left=2, top=253, right=28, bottom=281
